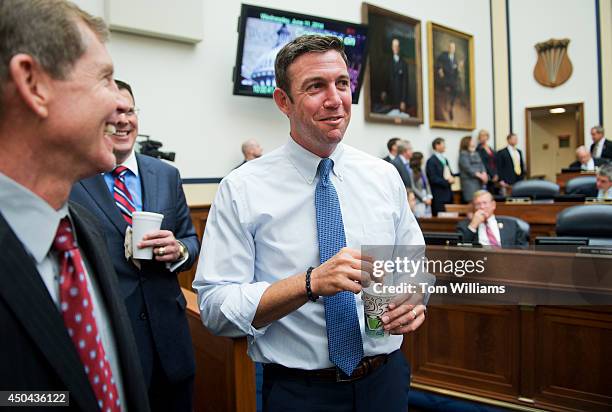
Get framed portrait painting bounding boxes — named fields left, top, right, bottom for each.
left=362, top=3, right=423, bottom=125
left=427, top=22, right=475, bottom=130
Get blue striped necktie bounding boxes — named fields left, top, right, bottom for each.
left=112, top=166, right=136, bottom=225
left=315, top=158, right=364, bottom=376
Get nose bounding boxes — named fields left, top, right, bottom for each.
left=109, top=89, right=130, bottom=125
left=323, top=85, right=342, bottom=110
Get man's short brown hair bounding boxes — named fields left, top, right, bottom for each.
left=0, top=0, right=109, bottom=117
left=274, top=35, right=348, bottom=101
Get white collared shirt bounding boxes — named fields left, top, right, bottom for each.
left=0, top=173, right=126, bottom=408
left=582, top=158, right=595, bottom=171
left=477, top=216, right=502, bottom=246
left=193, top=138, right=424, bottom=369
left=593, top=139, right=604, bottom=158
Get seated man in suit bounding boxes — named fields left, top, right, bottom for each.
left=71, top=80, right=199, bottom=411
left=457, top=190, right=528, bottom=247
left=596, top=164, right=612, bottom=199
left=568, top=145, right=607, bottom=171
left=0, top=1, right=149, bottom=410
left=383, top=137, right=400, bottom=163
left=590, top=125, right=612, bottom=161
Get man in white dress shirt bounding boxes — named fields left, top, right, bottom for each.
left=194, top=35, right=426, bottom=411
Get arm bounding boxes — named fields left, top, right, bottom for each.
left=459, top=152, right=477, bottom=178
left=172, top=169, right=200, bottom=270
left=426, top=159, right=448, bottom=187
left=381, top=172, right=427, bottom=334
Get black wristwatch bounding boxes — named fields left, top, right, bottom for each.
left=305, top=266, right=318, bottom=302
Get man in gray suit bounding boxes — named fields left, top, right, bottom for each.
left=391, top=139, right=414, bottom=191
left=456, top=190, right=528, bottom=247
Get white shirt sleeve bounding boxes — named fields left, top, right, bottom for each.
left=193, top=178, right=271, bottom=338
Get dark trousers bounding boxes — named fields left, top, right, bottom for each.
left=148, top=350, right=194, bottom=412
left=262, top=350, right=410, bottom=412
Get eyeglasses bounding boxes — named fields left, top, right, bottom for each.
left=119, top=107, right=140, bottom=117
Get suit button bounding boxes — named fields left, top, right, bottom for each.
left=139, top=312, right=148, bottom=320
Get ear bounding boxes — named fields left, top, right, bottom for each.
left=273, top=87, right=291, bottom=118
left=8, top=54, right=52, bottom=118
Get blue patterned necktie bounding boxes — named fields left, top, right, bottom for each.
left=315, top=158, right=364, bottom=376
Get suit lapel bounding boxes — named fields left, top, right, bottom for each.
left=137, top=154, right=158, bottom=212
left=69, top=204, right=149, bottom=410
left=0, top=215, right=98, bottom=410
left=79, top=175, right=127, bottom=235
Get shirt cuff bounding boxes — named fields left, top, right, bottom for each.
left=220, top=281, right=271, bottom=339
left=166, top=249, right=189, bottom=272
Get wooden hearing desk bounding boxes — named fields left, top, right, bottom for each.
left=183, top=246, right=612, bottom=412
left=421, top=202, right=584, bottom=238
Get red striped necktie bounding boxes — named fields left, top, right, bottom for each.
left=53, top=217, right=121, bottom=411
left=111, top=166, right=135, bottom=225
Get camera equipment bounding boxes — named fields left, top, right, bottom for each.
left=137, top=134, right=175, bottom=162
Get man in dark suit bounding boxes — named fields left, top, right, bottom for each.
left=71, top=80, right=199, bottom=411
left=0, top=1, right=149, bottom=410
left=426, top=137, right=455, bottom=216
left=568, top=145, right=608, bottom=170
left=391, top=139, right=414, bottom=191
left=496, top=133, right=525, bottom=190
left=383, top=137, right=400, bottom=163
left=456, top=191, right=528, bottom=247
left=435, top=41, right=461, bottom=120
left=589, top=125, right=612, bottom=161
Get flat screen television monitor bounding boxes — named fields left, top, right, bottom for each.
left=233, top=4, right=369, bottom=104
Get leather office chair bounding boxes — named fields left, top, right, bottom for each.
left=497, top=215, right=530, bottom=242
left=511, top=180, right=560, bottom=200
left=565, top=176, right=597, bottom=197
left=556, top=205, right=612, bottom=237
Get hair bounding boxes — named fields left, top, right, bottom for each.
left=274, top=35, right=348, bottom=101
left=598, top=163, right=612, bottom=180
left=478, top=129, right=490, bottom=140
left=432, top=137, right=445, bottom=150
left=459, top=135, right=472, bottom=151
left=507, top=133, right=517, bottom=141
left=115, top=79, right=135, bottom=103
left=0, top=0, right=109, bottom=118
left=396, top=139, right=412, bottom=155
left=575, top=145, right=588, bottom=155
left=410, top=151, right=424, bottom=178
left=472, top=189, right=493, bottom=203
left=591, top=125, right=604, bottom=135
left=387, top=137, right=400, bottom=152
left=241, top=139, right=259, bottom=156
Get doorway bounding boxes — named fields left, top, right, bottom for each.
left=525, top=103, right=584, bottom=181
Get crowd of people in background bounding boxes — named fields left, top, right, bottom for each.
left=384, top=125, right=612, bottom=218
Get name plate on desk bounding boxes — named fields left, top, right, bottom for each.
left=505, top=197, right=532, bottom=204
left=585, top=197, right=612, bottom=204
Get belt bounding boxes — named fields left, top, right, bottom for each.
left=263, top=354, right=389, bottom=383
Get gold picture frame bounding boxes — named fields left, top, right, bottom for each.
left=362, top=3, right=423, bottom=126
left=427, top=21, right=475, bottom=130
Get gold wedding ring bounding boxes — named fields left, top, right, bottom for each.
left=158, top=246, right=166, bottom=256
left=411, top=309, right=418, bottom=319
